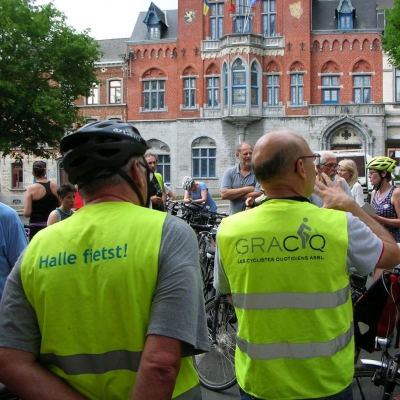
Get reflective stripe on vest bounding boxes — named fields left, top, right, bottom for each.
left=232, top=284, right=350, bottom=310
left=236, top=323, right=353, bottom=360
left=40, top=350, right=142, bottom=375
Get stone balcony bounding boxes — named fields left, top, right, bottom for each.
left=201, top=34, right=285, bottom=59
left=308, top=104, right=385, bottom=116
left=202, top=104, right=285, bottom=120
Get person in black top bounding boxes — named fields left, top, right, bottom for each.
left=23, top=161, right=59, bottom=240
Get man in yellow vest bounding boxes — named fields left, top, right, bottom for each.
left=0, top=120, right=208, bottom=399
left=145, top=152, right=166, bottom=211
left=214, top=130, right=400, bottom=400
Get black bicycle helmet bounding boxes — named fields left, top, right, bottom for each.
left=61, top=120, right=149, bottom=185
left=61, top=120, right=150, bottom=206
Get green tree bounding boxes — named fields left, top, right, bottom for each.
left=383, top=0, right=400, bottom=68
left=0, top=0, right=102, bottom=157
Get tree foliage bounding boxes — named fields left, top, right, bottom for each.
left=383, top=0, right=400, bottom=68
left=0, top=0, right=102, bottom=157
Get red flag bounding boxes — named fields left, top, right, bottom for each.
left=230, top=0, right=236, bottom=12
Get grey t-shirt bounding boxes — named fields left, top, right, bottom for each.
left=214, top=211, right=383, bottom=294
left=0, top=215, right=209, bottom=358
left=221, top=165, right=262, bottom=214
left=310, top=177, right=352, bottom=207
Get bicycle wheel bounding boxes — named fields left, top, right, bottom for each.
left=198, top=233, right=210, bottom=271
left=194, top=296, right=237, bottom=391
left=352, top=363, right=400, bottom=400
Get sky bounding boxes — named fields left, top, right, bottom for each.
left=33, top=0, right=178, bottom=40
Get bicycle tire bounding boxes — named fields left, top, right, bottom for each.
left=352, top=363, right=400, bottom=400
left=193, top=296, right=237, bottom=391
left=198, top=233, right=210, bottom=271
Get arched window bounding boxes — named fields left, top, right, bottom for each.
left=232, top=59, right=246, bottom=104
left=223, top=64, right=228, bottom=106
left=192, top=137, right=217, bottom=178
left=147, top=139, right=171, bottom=183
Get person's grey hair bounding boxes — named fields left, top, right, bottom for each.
left=79, top=155, right=145, bottom=200
left=338, top=159, right=359, bottom=187
left=314, top=150, right=337, bottom=166
left=253, top=142, right=301, bottom=183
left=144, top=152, right=158, bottom=162
left=236, top=142, right=252, bottom=155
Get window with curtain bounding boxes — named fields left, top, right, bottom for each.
left=210, top=3, right=224, bottom=39
left=232, top=59, right=246, bottom=104
left=262, top=0, right=276, bottom=36
left=353, top=75, right=371, bottom=104
left=143, top=80, right=165, bottom=110
left=290, top=73, right=304, bottom=106
left=267, top=74, right=279, bottom=106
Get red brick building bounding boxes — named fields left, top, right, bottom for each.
left=4, top=0, right=398, bottom=208
left=74, top=0, right=396, bottom=194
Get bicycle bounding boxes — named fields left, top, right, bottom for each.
left=352, top=269, right=400, bottom=399
left=352, top=337, right=400, bottom=399
left=198, top=236, right=217, bottom=301
left=165, top=199, right=183, bottom=217
left=193, top=293, right=237, bottom=391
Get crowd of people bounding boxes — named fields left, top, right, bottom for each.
left=1, top=119, right=400, bottom=399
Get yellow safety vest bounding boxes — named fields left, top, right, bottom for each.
left=21, top=202, right=199, bottom=399
left=218, top=199, right=353, bottom=399
left=155, top=172, right=164, bottom=191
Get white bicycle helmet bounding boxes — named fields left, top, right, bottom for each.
left=182, top=176, right=194, bottom=191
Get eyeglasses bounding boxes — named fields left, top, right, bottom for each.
left=138, top=161, right=154, bottom=181
left=338, top=169, right=348, bottom=173
left=294, top=153, right=320, bottom=172
left=295, top=153, right=321, bottom=164
left=322, top=163, right=339, bottom=169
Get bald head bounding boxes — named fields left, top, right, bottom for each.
left=253, top=130, right=310, bottom=184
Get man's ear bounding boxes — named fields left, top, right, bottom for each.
left=297, top=159, right=307, bottom=176
left=131, top=161, right=145, bottom=187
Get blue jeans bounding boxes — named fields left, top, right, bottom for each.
left=239, top=386, right=353, bottom=400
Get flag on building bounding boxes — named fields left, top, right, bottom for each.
left=249, top=0, right=260, bottom=6
left=203, top=0, right=211, bottom=15
left=230, top=0, right=236, bottom=13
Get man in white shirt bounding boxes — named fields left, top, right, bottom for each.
left=310, top=150, right=352, bottom=207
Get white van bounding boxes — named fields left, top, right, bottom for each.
left=331, top=150, right=373, bottom=193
